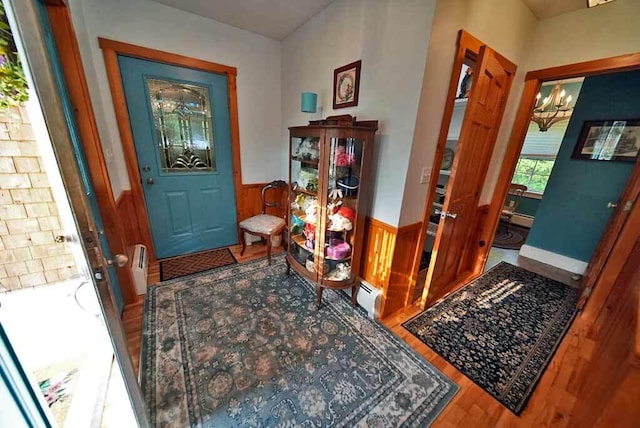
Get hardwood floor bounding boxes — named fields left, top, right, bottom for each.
left=121, top=242, right=639, bottom=427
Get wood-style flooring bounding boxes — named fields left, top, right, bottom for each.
left=121, top=242, right=639, bottom=427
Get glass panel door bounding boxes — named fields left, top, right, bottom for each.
left=145, top=78, right=215, bottom=172
left=288, top=136, right=320, bottom=273
left=321, top=137, right=364, bottom=282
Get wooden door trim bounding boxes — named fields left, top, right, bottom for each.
left=98, top=38, right=243, bottom=262
left=45, top=6, right=137, bottom=304
left=98, top=38, right=238, bottom=76
left=478, top=51, right=640, bottom=306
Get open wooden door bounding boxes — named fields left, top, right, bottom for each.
left=423, top=45, right=516, bottom=306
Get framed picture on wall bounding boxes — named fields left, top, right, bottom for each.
left=333, top=60, right=361, bottom=109
left=572, top=119, right=640, bottom=162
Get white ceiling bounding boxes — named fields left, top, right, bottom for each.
left=150, top=0, right=336, bottom=40
left=521, top=0, right=587, bottom=20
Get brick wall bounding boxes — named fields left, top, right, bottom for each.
left=0, top=106, right=77, bottom=292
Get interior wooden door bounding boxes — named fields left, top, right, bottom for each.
left=424, top=45, right=516, bottom=306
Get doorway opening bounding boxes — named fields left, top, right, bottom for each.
left=0, top=1, right=144, bottom=426
left=98, top=39, right=244, bottom=264
left=414, top=57, right=477, bottom=303
left=486, top=77, right=588, bottom=286
left=408, top=30, right=517, bottom=309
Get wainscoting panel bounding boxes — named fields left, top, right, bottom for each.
left=237, top=183, right=286, bottom=222
left=360, top=218, right=423, bottom=319
left=384, top=222, right=422, bottom=318
left=117, top=184, right=287, bottom=257
left=116, top=190, right=142, bottom=250
left=360, top=218, right=397, bottom=290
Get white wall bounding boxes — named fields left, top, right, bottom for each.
left=67, top=0, right=283, bottom=198
left=525, top=0, right=640, bottom=72
left=399, top=0, right=537, bottom=225
left=281, top=0, right=436, bottom=226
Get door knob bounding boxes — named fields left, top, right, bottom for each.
left=607, top=202, right=617, bottom=209
left=434, top=209, right=458, bottom=219
left=107, top=254, right=129, bottom=268
left=146, top=177, right=155, bottom=185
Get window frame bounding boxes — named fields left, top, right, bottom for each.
left=512, top=155, right=556, bottom=195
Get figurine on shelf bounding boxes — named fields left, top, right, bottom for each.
left=292, top=193, right=307, bottom=211
left=305, top=256, right=315, bottom=272
left=329, top=188, right=343, bottom=200
left=304, top=223, right=316, bottom=250
left=334, top=145, right=355, bottom=166
left=297, top=138, right=320, bottom=161
left=327, top=262, right=351, bottom=281
left=328, top=206, right=355, bottom=232
left=305, top=202, right=318, bottom=224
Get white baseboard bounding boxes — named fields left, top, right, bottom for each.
left=511, top=213, right=534, bottom=228
left=519, top=244, right=588, bottom=274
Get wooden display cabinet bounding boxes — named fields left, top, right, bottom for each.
left=285, top=116, right=378, bottom=308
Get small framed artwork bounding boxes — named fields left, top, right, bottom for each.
left=572, top=119, right=640, bottom=162
left=333, top=60, right=361, bottom=109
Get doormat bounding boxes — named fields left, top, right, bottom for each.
left=159, top=248, right=237, bottom=281
left=492, top=221, right=529, bottom=250
left=403, top=262, right=579, bottom=414
left=142, top=255, right=458, bottom=426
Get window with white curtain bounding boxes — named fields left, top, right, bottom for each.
left=512, top=121, right=568, bottom=193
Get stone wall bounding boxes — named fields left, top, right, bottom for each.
left=0, top=106, right=77, bottom=291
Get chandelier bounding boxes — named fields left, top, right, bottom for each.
left=531, top=83, right=573, bottom=132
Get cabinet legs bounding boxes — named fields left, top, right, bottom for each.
left=351, top=284, right=359, bottom=307
left=316, top=285, right=323, bottom=309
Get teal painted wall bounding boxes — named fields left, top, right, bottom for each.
left=525, top=71, right=639, bottom=261
left=515, top=196, right=540, bottom=218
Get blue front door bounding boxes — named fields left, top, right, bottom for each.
left=119, top=57, right=238, bottom=259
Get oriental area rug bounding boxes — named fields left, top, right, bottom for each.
left=141, top=255, right=458, bottom=427
left=403, top=262, right=579, bottom=414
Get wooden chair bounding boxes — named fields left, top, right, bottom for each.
left=238, top=180, right=287, bottom=265
left=501, top=183, right=527, bottom=232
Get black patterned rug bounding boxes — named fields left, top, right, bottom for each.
left=403, top=262, right=579, bottom=415
left=492, top=222, right=529, bottom=250
left=142, top=255, right=458, bottom=426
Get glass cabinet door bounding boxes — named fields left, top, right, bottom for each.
left=320, top=137, right=364, bottom=283
left=288, top=135, right=321, bottom=274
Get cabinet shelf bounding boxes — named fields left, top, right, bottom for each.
left=292, top=157, right=319, bottom=167
left=291, top=234, right=312, bottom=252
left=291, top=211, right=317, bottom=224
left=294, top=188, right=317, bottom=197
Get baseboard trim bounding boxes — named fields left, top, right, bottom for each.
left=520, top=244, right=588, bottom=274
left=511, top=213, right=534, bottom=228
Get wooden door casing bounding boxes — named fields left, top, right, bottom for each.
left=423, top=46, right=516, bottom=306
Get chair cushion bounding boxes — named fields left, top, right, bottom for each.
left=239, top=214, right=285, bottom=234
